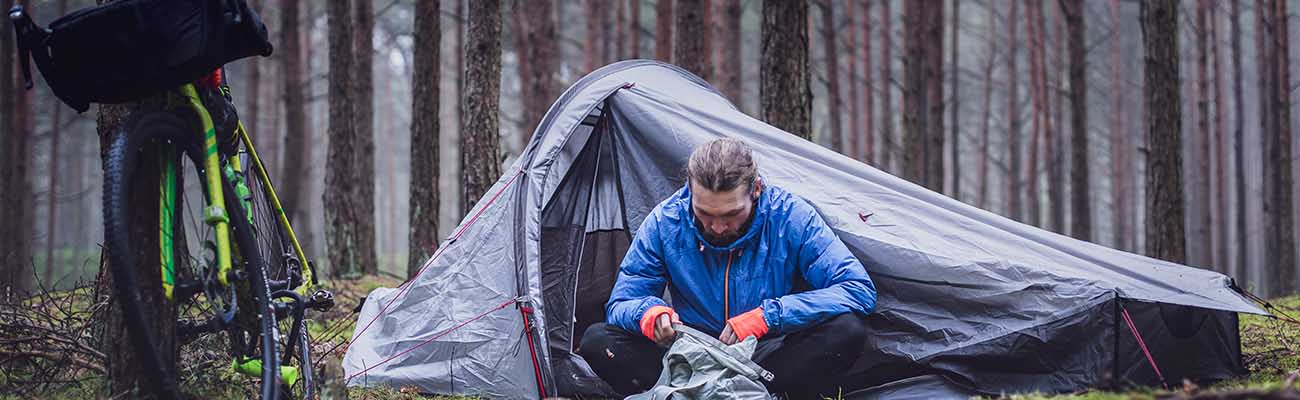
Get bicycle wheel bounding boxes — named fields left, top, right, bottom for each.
left=222, top=169, right=282, bottom=399
left=103, top=112, right=193, bottom=400
left=240, top=152, right=317, bottom=399
left=104, top=111, right=281, bottom=399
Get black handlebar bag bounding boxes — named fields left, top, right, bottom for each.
left=9, top=0, right=272, bottom=113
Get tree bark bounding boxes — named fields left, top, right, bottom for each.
left=514, top=0, right=558, bottom=150
left=409, top=0, right=440, bottom=278
left=631, top=0, right=642, bottom=58
left=949, top=0, right=960, bottom=200
left=880, top=1, right=895, bottom=172
left=44, top=78, right=63, bottom=283
left=325, top=0, right=360, bottom=276
left=1006, top=0, right=1022, bottom=221
left=655, top=0, right=673, bottom=62
left=1140, top=0, right=1186, bottom=264
left=2, top=0, right=35, bottom=295
left=846, top=0, right=859, bottom=159
left=354, top=0, right=377, bottom=276
left=675, top=0, right=711, bottom=81
left=1210, top=0, right=1227, bottom=275
left=1025, top=0, right=1046, bottom=227
left=1063, top=0, right=1090, bottom=241
left=902, top=0, right=943, bottom=191
left=977, top=2, right=996, bottom=210
left=279, top=0, right=313, bottom=255
left=716, top=0, right=743, bottom=106
left=1264, top=0, right=1296, bottom=294
left=617, top=0, right=627, bottom=60
left=1192, top=0, right=1213, bottom=269
left=0, top=0, right=12, bottom=293
left=761, top=0, right=811, bottom=140
left=820, top=1, right=843, bottom=153
left=1109, top=0, right=1129, bottom=250
left=462, top=0, right=503, bottom=215
left=586, top=0, right=604, bottom=72
left=1231, top=0, right=1245, bottom=280
left=1048, top=3, right=1065, bottom=233
left=862, top=0, right=874, bottom=164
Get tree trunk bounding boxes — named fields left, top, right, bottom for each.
left=820, top=1, right=843, bottom=153
left=1109, top=0, right=1128, bottom=250
left=846, top=0, right=859, bottom=159
left=1231, top=0, right=1245, bottom=280
left=862, top=0, right=874, bottom=164
left=1048, top=3, right=1065, bottom=234
left=675, top=0, right=711, bottom=82
left=1192, top=0, right=1213, bottom=269
left=325, top=0, right=360, bottom=276
left=586, top=0, right=604, bottom=72
left=760, top=0, right=811, bottom=140
left=1210, top=0, right=1227, bottom=275
left=880, top=1, right=895, bottom=172
left=0, top=0, right=12, bottom=293
left=949, top=0, right=960, bottom=200
left=1006, top=0, right=1022, bottom=221
left=99, top=100, right=180, bottom=396
left=279, top=0, right=312, bottom=260
left=246, top=0, right=262, bottom=138
left=977, top=2, right=996, bottom=210
left=1264, top=0, right=1296, bottom=295
left=409, top=0, right=441, bottom=278
left=3, top=0, right=35, bottom=294
left=354, top=0, right=377, bottom=276
left=462, top=0, right=503, bottom=214
left=655, top=0, right=673, bottom=62
left=617, top=0, right=627, bottom=60
left=632, top=0, right=642, bottom=58
left=1025, top=0, right=1045, bottom=228
left=517, top=0, right=558, bottom=147
left=902, top=0, right=943, bottom=192
left=1141, top=0, right=1186, bottom=264
left=717, top=0, right=743, bottom=105
left=44, top=80, right=63, bottom=283
left=1063, top=0, right=1090, bottom=241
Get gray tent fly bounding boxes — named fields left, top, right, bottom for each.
left=343, top=60, right=1265, bottom=399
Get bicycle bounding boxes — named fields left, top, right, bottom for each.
left=10, top=5, right=334, bottom=399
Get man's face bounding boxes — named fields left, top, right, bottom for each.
left=691, top=179, right=761, bottom=247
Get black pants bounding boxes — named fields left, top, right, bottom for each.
left=578, top=313, right=868, bottom=399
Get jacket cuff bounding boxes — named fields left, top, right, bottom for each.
left=727, top=307, right=769, bottom=340
left=639, top=306, right=678, bottom=340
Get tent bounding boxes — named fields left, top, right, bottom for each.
left=342, top=60, right=1265, bottom=399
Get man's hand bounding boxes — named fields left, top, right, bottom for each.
left=653, top=313, right=677, bottom=346
left=719, top=324, right=739, bottom=345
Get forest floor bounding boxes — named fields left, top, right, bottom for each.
left=2, top=274, right=1297, bottom=399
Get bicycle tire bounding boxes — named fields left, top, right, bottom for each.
left=103, top=112, right=192, bottom=400
left=241, top=154, right=317, bottom=399
left=104, top=111, right=283, bottom=399
left=222, top=163, right=282, bottom=399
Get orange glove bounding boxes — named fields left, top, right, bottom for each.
left=639, top=305, right=679, bottom=341
left=726, top=307, right=769, bottom=340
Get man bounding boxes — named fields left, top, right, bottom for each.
left=579, top=138, right=877, bottom=398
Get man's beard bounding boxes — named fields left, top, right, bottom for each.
left=697, top=208, right=756, bottom=247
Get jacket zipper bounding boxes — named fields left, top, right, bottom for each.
left=723, top=249, right=736, bottom=324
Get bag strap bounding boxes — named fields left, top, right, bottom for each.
left=8, top=5, right=47, bottom=90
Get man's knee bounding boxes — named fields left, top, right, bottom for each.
left=578, top=323, right=621, bottom=361
left=820, top=313, right=868, bottom=350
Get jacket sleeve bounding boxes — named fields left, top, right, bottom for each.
left=760, top=202, right=877, bottom=335
left=606, top=212, right=671, bottom=334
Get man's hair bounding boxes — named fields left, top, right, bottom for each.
left=686, top=138, right=758, bottom=192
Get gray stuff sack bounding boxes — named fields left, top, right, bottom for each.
left=626, top=324, right=776, bottom=400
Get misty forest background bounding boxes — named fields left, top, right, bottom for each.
left=2, top=0, right=1299, bottom=302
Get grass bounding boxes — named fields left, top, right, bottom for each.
left=3, top=276, right=1296, bottom=399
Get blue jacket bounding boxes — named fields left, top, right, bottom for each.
left=606, top=183, right=877, bottom=337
